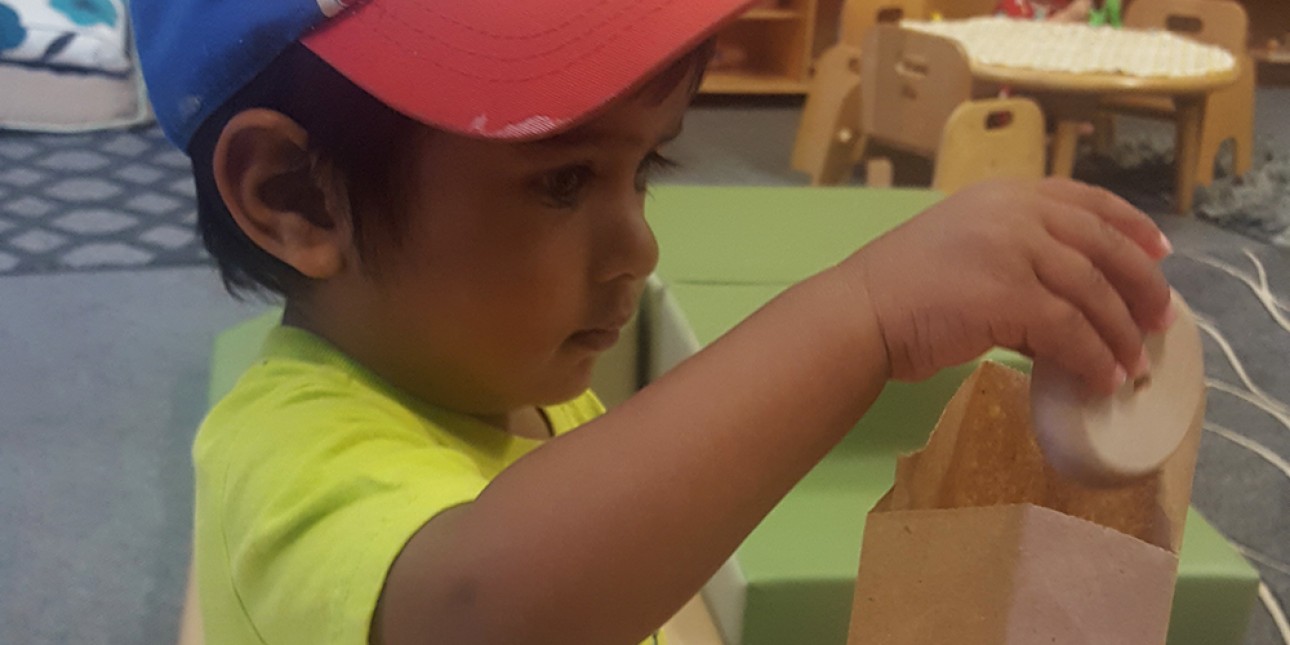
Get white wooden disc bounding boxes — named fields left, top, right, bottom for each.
left=1031, top=292, right=1204, bottom=486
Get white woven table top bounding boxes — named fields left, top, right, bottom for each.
left=902, top=16, right=1236, bottom=78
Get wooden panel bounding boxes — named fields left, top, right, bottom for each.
left=925, top=0, right=999, bottom=19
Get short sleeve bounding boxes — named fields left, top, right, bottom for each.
left=201, top=394, right=488, bottom=645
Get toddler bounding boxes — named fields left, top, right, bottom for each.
left=132, top=0, right=1173, bottom=643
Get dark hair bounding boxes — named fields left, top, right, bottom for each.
left=188, top=43, right=422, bottom=300
left=190, top=40, right=714, bottom=300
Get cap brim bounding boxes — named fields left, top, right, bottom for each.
left=302, top=0, right=755, bottom=140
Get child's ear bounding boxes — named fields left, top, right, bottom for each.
left=212, top=108, right=351, bottom=280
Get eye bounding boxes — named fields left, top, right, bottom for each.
left=538, top=163, right=595, bottom=208
left=635, top=151, right=679, bottom=193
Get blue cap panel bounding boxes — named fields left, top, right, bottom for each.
left=130, top=0, right=328, bottom=149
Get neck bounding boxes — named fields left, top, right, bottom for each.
left=283, top=300, right=551, bottom=440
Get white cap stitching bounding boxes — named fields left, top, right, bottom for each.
left=316, top=0, right=351, bottom=18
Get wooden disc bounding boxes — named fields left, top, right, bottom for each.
left=1031, top=292, right=1204, bottom=486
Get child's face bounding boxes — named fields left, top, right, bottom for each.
left=330, top=70, right=695, bottom=418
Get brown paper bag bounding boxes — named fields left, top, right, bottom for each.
left=847, top=361, right=1204, bottom=645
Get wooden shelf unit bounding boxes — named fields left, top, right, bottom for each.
left=1237, top=0, right=1289, bottom=85
left=702, top=0, right=1288, bottom=94
left=700, top=0, right=825, bottom=95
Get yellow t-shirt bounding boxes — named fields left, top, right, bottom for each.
left=194, top=325, right=663, bottom=644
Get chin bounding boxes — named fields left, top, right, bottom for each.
left=532, top=357, right=599, bottom=406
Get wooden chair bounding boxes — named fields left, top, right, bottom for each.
left=858, top=26, right=1046, bottom=191
left=790, top=0, right=927, bottom=185
left=860, top=25, right=975, bottom=162
left=841, top=0, right=929, bottom=46
left=790, top=44, right=866, bottom=185
left=1098, top=0, right=1254, bottom=188
left=933, top=97, right=1048, bottom=192
left=177, top=555, right=202, bottom=644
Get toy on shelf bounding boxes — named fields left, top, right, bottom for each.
left=994, top=0, right=1035, bottom=19
left=1088, top=0, right=1123, bottom=27
left=995, top=0, right=1119, bottom=24
left=1265, top=33, right=1290, bottom=62
left=709, top=41, right=750, bottom=71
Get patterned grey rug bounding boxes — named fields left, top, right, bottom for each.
left=0, top=124, right=204, bottom=275
left=1082, top=119, right=1290, bottom=249
left=1156, top=220, right=1290, bottom=645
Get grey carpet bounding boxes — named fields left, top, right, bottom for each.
left=0, top=268, right=264, bottom=643
left=0, top=91, right=1286, bottom=644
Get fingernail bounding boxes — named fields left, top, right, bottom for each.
left=1131, top=348, right=1151, bottom=380
left=1159, top=232, right=1174, bottom=257
left=1158, top=304, right=1178, bottom=330
left=1112, top=365, right=1128, bottom=389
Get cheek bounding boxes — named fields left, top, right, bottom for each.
left=400, top=203, right=591, bottom=347
left=391, top=139, right=594, bottom=353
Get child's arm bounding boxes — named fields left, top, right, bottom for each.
left=1049, top=0, right=1094, bottom=22
left=373, top=178, right=1172, bottom=645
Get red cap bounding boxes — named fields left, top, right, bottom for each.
left=302, top=0, right=755, bottom=140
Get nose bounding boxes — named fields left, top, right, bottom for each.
left=592, top=192, right=659, bottom=285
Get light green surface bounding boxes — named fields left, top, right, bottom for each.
left=648, top=185, right=943, bottom=284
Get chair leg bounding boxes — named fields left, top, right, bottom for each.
left=1232, top=128, right=1254, bottom=178
left=812, top=127, right=863, bottom=186
left=1050, top=120, right=1082, bottom=177
left=1194, top=137, right=1219, bottom=188
left=1174, top=99, right=1205, bottom=214
left=178, top=554, right=204, bottom=645
left=866, top=157, right=895, bottom=188
left=1092, top=113, right=1116, bottom=156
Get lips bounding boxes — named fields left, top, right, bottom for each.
left=568, top=308, right=633, bottom=352
left=568, top=328, right=622, bottom=352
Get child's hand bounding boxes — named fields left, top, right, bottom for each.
left=1048, top=0, right=1093, bottom=23
left=850, top=178, right=1173, bottom=396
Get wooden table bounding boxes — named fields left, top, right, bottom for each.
left=971, top=63, right=1239, bottom=213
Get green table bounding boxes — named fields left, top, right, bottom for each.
left=650, top=186, right=941, bottom=285
left=642, top=185, right=1259, bottom=645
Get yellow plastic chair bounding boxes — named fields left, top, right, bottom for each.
left=933, top=97, right=1048, bottom=193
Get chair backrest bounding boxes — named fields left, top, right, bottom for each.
left=1124, top=0, right=1248, bottom=52
left=932, top=97, right=1047, bottom=193
left=840, top=0, right=928, bottom=47
left=791, top=44, right=864, bottom=182
left=860, top=25, right=974, bottom=158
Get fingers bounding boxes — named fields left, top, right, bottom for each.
left=1032, top=242, right=1146, bottom=383
left=1025, top=179, right=1174, bottom=395
left=1025, top=293, right=1126, bottom=396
left=1037, top=178, right=1173, bottom=262
left=1039, top=196, right=1173, bottom=333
